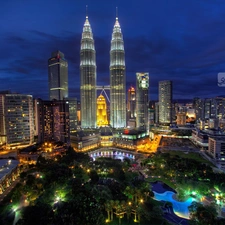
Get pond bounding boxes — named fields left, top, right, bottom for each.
left=151, top=181, right=195, bottom=219
left=153, top=190, right=194, bottom=219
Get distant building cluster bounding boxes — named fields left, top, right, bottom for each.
left=1, top=12, right=225, bottom=171
left=0, top=14, right=150, bottom=150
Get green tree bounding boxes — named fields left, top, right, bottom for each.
left=189, top=202, right=218, bottom=225
left=89, top=169, right=99, bottom=184
left=17, top=202, right=53, bottom=225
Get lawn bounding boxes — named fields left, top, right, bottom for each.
left=165, top=150, right=213, bottom=166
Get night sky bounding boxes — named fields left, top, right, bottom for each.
left=1, top=0, right=225, bottom=101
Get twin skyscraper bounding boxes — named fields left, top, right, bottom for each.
left=48, top=11, right=149, bottom=130
left=80, top=13, right=126, bottom=129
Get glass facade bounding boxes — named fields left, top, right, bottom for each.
left=65, top=98, right=77, bottom=133
left=127, top=86, right=136, bottom=119
left=159, top=80, right=172, bottom=124
left=136, top=73, right=149, bottom=130
left=80, top=16, right=97, bottom=128
left=35, top=99, right=70, bottom=143
left=48, top=51, right=68, bottom=101
left=110, top=17, right=126, bottom=128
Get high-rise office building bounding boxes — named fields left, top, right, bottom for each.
left=127, top=86, right=136, bottom=119
left=136, top=73, right=149, bottom=130
left=214, top=97, right=225, bottom=119
left=48, top=51, right=68, bottom=100
left=203, top=98, right=212, bottom=120
left=0, top=93, right=34, bottom=147
left=110, top=16, right=126, bottom=128
left=193, top=97, right=204, bottom=121
left=159, top=80, right=172, bottom=124
left=64, top=98, right=78, bottom=134
left=80, top=14, right=97, bottom=128
left=155, top=102, right=159, bottom=124
left=35, top=99, right=70, bottom=143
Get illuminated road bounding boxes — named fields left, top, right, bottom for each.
left=137, top=135, right=161, bottom=153
left=0, top=150, right=17, bottom=159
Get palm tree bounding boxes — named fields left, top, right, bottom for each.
left=132, top=202, right=138, bottom=223
left=104, top=201, right=111, bottom=222
left=114, top=201, right=126, bottom=225
left=125, top=201, right=133, bottom=222
left=109, top=200, right=115, bottom=221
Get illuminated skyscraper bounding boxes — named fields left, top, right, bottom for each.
left=35, top=99, right=70, bottom=143
left=97, top=94, right=108, bottom=127
left=48, top=51, right=68, bottom=100
left=159, top=80, right=172, bottom=124
left=110, top=16, right=126, bottom=128
left=80, top=14, right=97, bottom=128
left=127, top=86, right=136, bottom=119
left=0, top=92, right=34, bottom=147
left=64, top=98, right=78, bottom=133
left=136, top=73, right=149, bottom=130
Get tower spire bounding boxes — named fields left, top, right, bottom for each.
left=86, top=5, right=88, bottom=18
left=116, top=7, right=118, bottom=20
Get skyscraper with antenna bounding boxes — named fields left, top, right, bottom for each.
left=80, top=7, right=97, bottom=128
left=110, top=8, right=126, bottom=128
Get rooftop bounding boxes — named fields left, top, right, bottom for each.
left=0, top=159, right=19, bottom=181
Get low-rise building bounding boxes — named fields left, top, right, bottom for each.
left=208, top=136, right=225, bottom=169
left=191, top=129, right=209, bottom=149
left=70, top=130, right=100, bottom=151
left=0, top=159, right=21, bottom=194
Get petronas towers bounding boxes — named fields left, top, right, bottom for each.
left=110, top=17, right=126, bottom=128
left=80, top=15, right=97, bottom=128
left=80, top=12, right=126, bottom=129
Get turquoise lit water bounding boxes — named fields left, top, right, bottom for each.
left=153, top=191, right=194, bottom=219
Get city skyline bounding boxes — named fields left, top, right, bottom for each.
left=1, top=0, right=225, bottom=100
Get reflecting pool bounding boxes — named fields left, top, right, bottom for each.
left=153, top=191, right=194, bottom=219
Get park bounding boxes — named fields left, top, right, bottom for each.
left=1, top=145, right=225, bottom=224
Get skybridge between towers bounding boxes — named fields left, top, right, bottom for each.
left=96, top=85, right=110, bottom=103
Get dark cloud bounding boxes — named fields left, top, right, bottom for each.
left=5, top=35, right=26, bottom=44
left=1, top=0, right=225, bottom=101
